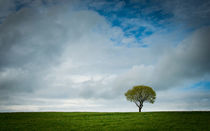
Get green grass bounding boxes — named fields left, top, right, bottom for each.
left=0, top=112, right=209, bottom=130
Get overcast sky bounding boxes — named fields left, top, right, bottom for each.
left=0, top=0, right=210, bottom=112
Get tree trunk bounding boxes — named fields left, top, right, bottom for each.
left=139, top=102, right=143, bottom=112
left=139, top=107, right=142, bottom=112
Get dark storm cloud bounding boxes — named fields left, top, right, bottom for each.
left=0, top=7, right=68, bottom=68
left=160, top=0, right=210, bottom=28
left=0, top=6, right=69, bottom=99
left=0, top=4, right=77, bottom=100
left=0, top=1, right=110, bottom=102
left=151, top=27, right=210, bottom=90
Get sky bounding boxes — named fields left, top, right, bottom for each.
left=0, top=0, right=210, bottom=112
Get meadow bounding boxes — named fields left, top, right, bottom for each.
left=0, top=112, right=209, bottom=130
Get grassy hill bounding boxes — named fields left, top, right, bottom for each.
left=0, top=112, right=209, bottom=130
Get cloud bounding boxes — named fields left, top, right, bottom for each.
left=0, top=2, right=152, bottom=102
left=158, top=0, right=210, bottom=28
left=43, top=25, right=210, bottom=101
left=0, top=0, right=15, bottom=19
left=119, top=26, right=210, bottom=91
left=143, top=87, right=210, bottom=111
left=151, top=27, right=210, bottom=89
left=0, top=4, right=109, bottom=96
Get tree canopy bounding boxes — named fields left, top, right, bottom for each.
left=125, top=85, right=156, bottom=112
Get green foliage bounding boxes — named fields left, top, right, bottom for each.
left=0, top=112, right=210, bottom=130
left=125, top=85, right=156, bottom=103
left=125, top=85, right=156, bottom=112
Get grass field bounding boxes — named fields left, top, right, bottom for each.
left=0, top=112, right=209, bottom=130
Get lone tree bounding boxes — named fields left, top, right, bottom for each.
left=125, top=85, right=156, bottom=112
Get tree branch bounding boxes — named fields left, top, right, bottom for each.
left=134, top=101, right=140, bottom=107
